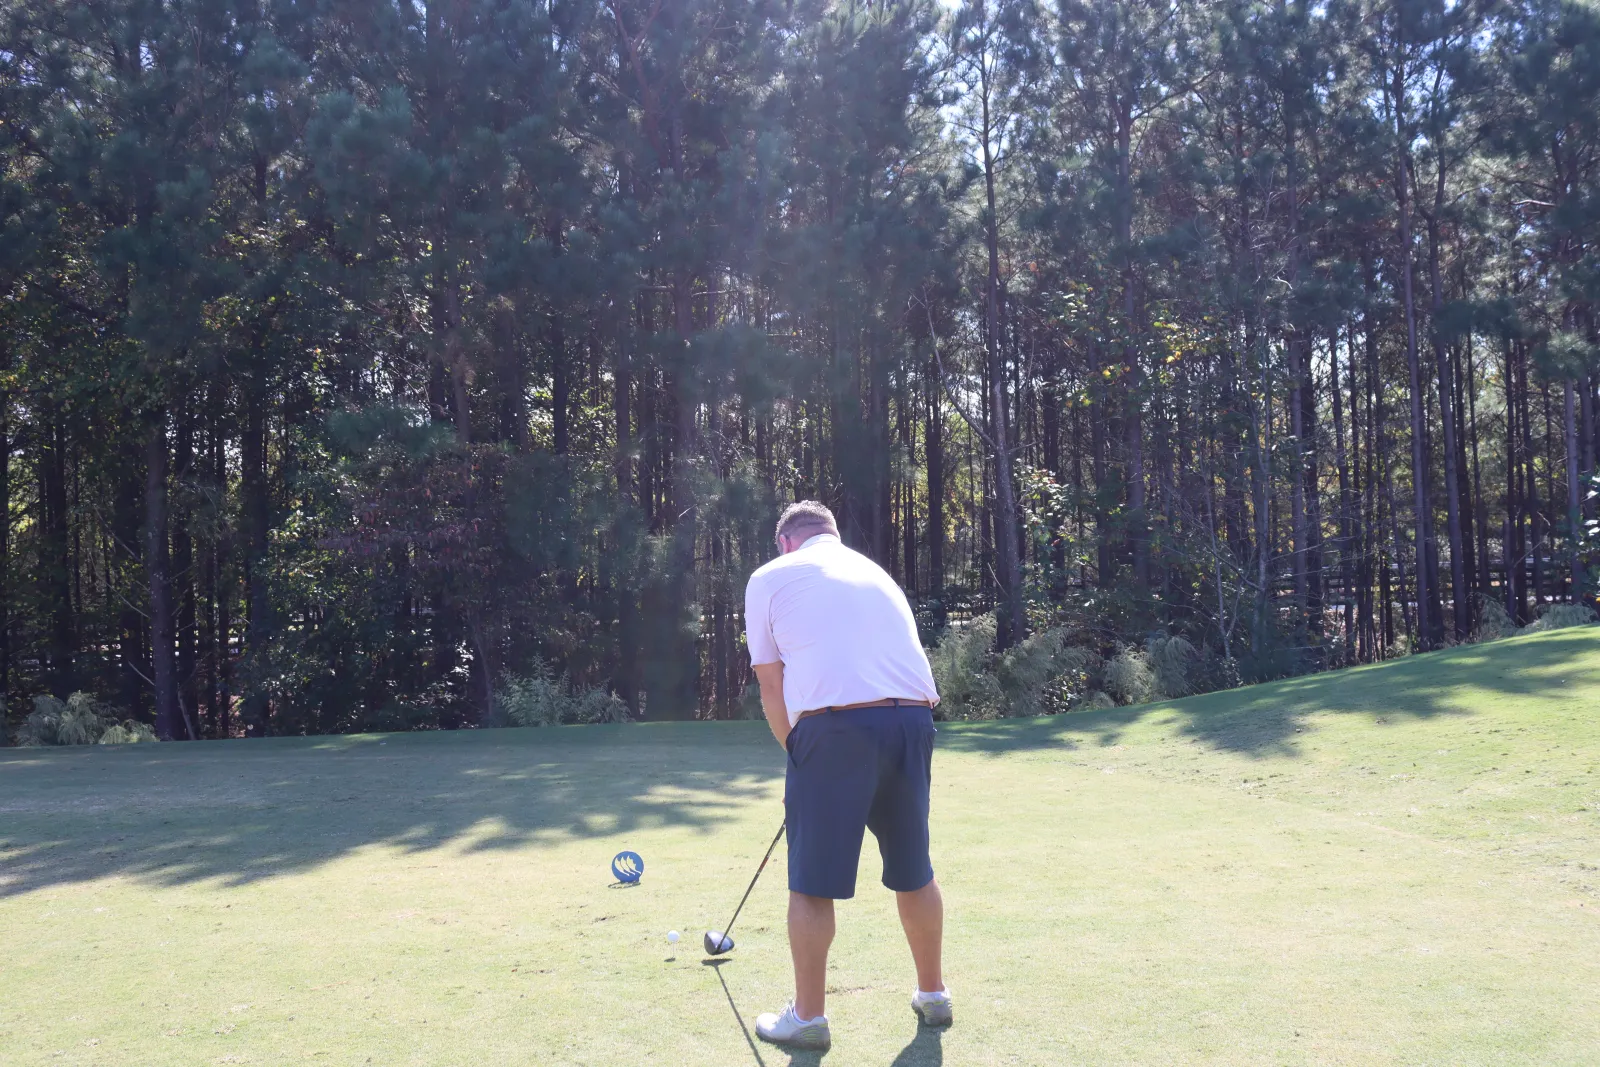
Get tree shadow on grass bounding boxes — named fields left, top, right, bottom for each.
left=3, top=630, right=1593, bottom=898
left=0, top=721, right=783, bottom=897
left=938, top=628, right=1600, bottom=760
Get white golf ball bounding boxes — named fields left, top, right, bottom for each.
left=667, top=930, right=680, bottom=944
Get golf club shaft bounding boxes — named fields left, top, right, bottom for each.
left=718, top=820, right=786, bottom=945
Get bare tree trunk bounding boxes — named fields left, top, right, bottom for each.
left=174, top=402, right=197, bottom=737
left=1394, top=51, right=1434, bottom=649
left=1567, top=377, right=1581, bottom=601
left=241, top=367, right=272, bottom=735
left=1116, top=107, right=1149, bottom=594
left=147, top=415, right=181, bottom=741
left=0, top=339, right=9, bottom=712
left=1425, top=210, right=1468, bottom=640
left=980, top=74, right=1024, bottom=649
left=613, top=311, right=639, bottom=712
left=41, top=406, right=75, bottom=696
left=926, top=364, right=946, bottom=623
left=1330, top=330, right=1356, bottom=661
left=899, top=366, right=917, bottom=592
left=1504, top=334, right=1525, bottom=621
left=1466, top=335, right=1491, bottom=605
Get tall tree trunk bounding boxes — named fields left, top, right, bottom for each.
left=980, top=79, right=1024, bottom=649
left=175, top=402, right=197, bottom=737
left=613, top=314, right=639, bottom=712
left=1504, top=334, right=1525, bottom=621
left=926, top=365, right=945, bottom=623
left=660, top=271, right=700, bottom=719
left=1583, top=375, right=1595, bottom=499
left=1467, top=335, right=1491, bottom=607
left=1524, top=355, right=1543, bottom=609
left=1566, top=377, right=1581, bottom=601
left=899, top=365, right=917, bottom=592
left=1331, top=330, right=1356, bottom=661
left=242, top=373, right=271, bottom=735
left=1091, top=374, right=1113, bottom=585
left=42, top=406, right=75, bottom=697
left=147, top=414, right=181, bottom=741
left=1394, top=51, right=1434, bottom=649
left=213, top=399, right=234, bottom=739
left=0, top=341, right=9, bottom=713
left=551, top=310, right=570, bottom=455
left=1425, top=211, right=1468, bottom=640
left=1117, top=106, right=1149, bottom=594
left=1286, top=106, right=1309, bottom=625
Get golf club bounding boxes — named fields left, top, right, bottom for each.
left=704, top=820, right=786, bottom=956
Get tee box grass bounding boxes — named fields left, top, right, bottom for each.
left=1, top=627, right=1597, bottom=1065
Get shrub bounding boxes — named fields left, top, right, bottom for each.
left=1104, top=647, right=1157, bottom=706
left=1471, top=595, right=1519, bottom=643
left=493, top=662, right=631, bottom=727
left=98, top=721, right=159, bottom=744
left=995, top=626, right=1092, bottom=718
left=16, top=693, right=153, bottom=746
left=1518, top=603, right=1596, bottom=635
left=739, top=682, right=766, bottom=721
left=927, top=615, right=1003, bottom=720
left=928, top=616, right=1208, bottom=717
left=1146, top=634, right=1198, bottom=699
left=1073, top=690, right=1116, bottom=712
left=1190, top=646, right=1242, bottom=694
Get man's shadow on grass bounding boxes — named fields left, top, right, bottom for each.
left=889, top=1027, right=942, bottom=1066
left=705, top=959, right=942, bottom=1067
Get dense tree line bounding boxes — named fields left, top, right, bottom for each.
left=0, top=0, right=1596, bottom=738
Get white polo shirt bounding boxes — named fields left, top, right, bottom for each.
left=744, top=533, right=940, bottom=726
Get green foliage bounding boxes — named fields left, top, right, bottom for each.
left=1104, top=647, right=1158, bottom=707
left=927, top=616, right=1003, bottom=720
left=1098, top=636, right=1206, bottom=707
left=738, top=683, right=766, bottom=722
left=1, top=0, right=1595, bottom=738
left=492, top=663, right=631, bottom=728
left=996, top=626, right=1095, bottom=718
left=1518, top=604, right=1596, bottom=635
left=1472, top=596, right=1520, bottom=643
left=930, top=614, right=1105, bottom=719
left=1146, top=634, right=1198, bottom=700
left=98, top=721, right=159, bottom=745
left=15, top=693, right=154, bottom=746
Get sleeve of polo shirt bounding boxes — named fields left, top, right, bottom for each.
left=744, top=572, right=779, bottom=666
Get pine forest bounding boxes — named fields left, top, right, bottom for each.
left=1, top=0, right=1597, bottom=740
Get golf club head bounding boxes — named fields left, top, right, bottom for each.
left=703, top=930, right=734, bottom=955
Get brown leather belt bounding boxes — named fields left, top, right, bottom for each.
left=795, top=698, right=933, bottom=723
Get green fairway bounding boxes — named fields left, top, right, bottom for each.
left=2, top=628, right=1598, bottom=1066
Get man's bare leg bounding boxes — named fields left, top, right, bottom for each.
left=896, top=877, right=944, bottom=993
left=789, top=891, right=835, bottom=1020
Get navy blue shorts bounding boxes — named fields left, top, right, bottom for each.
left=784, top=704, right=937, bottom=899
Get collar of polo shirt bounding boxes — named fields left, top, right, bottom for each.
left=798, top=533, right=839, bottom=549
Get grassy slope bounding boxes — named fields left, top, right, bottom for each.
left=0, top=628, right=1596, bottom=1067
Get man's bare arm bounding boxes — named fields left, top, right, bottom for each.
left=752, top=661, right=789, bottom=749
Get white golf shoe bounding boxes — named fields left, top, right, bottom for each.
left=912, top=988, right=953, bottom=1026
left=755, top=1003, right=831, bottom=1050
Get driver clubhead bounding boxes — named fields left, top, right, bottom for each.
left=703, top=930, right=734, bottom=956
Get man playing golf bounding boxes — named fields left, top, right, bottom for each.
left=745, top=501, right=950, bottom=1050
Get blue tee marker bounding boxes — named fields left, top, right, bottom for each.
left=611, top=850, right=644, bottom=884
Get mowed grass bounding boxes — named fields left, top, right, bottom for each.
left=2, top=629, right=1598, bottom=1067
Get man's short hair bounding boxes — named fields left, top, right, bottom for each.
left=776, top=500, right=838, bottom=542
